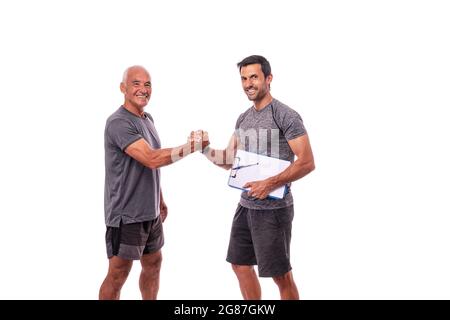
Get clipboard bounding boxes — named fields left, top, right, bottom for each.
left=228, top=150, right=291, bottom=199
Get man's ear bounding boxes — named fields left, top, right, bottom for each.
left=266, top=74, right=273, bottom=87
left=120, top=82, right=126, bottom=94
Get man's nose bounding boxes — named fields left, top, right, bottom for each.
left=243, top=79, right=252, bottom=88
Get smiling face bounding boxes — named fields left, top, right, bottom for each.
left=120, top=66, right=152, bottom=112
left=240, top=63, right=272, bottom=103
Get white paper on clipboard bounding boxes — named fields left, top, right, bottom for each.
left=228, top=150, right=291, bottom=199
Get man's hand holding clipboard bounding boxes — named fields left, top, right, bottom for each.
left=243, top=179, right=276, bottom=200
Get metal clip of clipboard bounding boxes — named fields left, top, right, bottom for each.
left=230, top=157, right=259, bottom=178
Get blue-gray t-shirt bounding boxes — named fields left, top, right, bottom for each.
left=104, top=106, right=161, bottom=227
left=235, top=98, right=306, bottom=210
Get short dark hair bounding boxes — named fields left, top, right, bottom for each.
left=237, top=55, right=271, bottom=78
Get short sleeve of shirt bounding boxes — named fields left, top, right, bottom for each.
left=278, top=108, right=307, bottom=141
left=106, top=118, right=143, bottom=151
left=235, top=113, right=245, bottom=130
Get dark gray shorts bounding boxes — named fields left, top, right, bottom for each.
left=105, top=216, right=164, bottom=260
left=226, top=204, right=294, bottom=277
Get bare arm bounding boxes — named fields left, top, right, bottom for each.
left=202, top=134, right=238, bottom=170
left=268, top=134, right=315, bottom=187
left=125, top=138, right=195, bottom=169
left=244, top=134, right=315, bottom=199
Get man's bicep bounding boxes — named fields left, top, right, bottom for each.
left=125, top=138, right=155, bottom=167
left=288, top=134, right=314, bottom=162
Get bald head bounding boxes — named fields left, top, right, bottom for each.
left=120, top=65, right=152, bottom=112
left=122, top=65, right=150, bottom=84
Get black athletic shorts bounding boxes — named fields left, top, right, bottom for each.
left=105, top=216, right=164, bottom=260
left=226, top=204, right=294, bottom=277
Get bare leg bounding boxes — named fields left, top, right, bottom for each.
left=231, top=264, right=261, bottom=300
left=272, top=270, right=299, bottom=300
left=139, top=250, right=162, bottom=300
left=99, top=256, right=133, bottom=300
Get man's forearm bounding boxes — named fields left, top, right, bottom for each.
left=202, top=146, right=233, bottom=170
left=267, top=159, right=315, bottom=189
left=146, top=142, right=194, bottom=169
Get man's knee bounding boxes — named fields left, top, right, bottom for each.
left=232, top=264, right=254, bottom=276
left=273, top=271, right=294, bottom=287
left=141, top=251, right=163, bottom=273
left=108, top=264, right=131, bottom=289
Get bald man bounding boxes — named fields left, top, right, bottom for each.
left=99, top=66, right=208, bottom=300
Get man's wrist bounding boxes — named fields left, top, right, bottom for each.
left=187, top=141, right=195, bottom=153
left=266, top=176, right=279, bottom=189
left=202, top=145, right=211, bottom=155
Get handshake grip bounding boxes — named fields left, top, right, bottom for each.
left=188, top=130, right=210, bottom=153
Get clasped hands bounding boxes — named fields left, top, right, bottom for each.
left=188, top=130, right=210, bottom=153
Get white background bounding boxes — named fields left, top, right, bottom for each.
left=0, top=0, right=449, bottom=299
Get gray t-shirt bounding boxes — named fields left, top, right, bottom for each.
left=104, top=106, right=161, bottom=227
left=235, top=98, right=306, bottom=210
